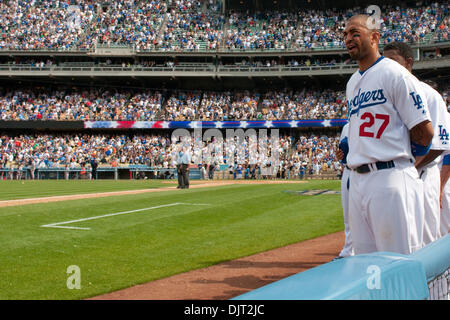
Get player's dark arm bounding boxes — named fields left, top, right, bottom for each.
left=336, top=149, right=344, bottom=161
left=410, top=120, right=433, bottom=147
left=415, top=149, right=443, bottom=170
left=440, top=164, right=450, bottom=208
left=441, top=164, right=450, bottom=192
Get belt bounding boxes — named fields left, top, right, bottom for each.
left=354, top=160, right=395, bottom=174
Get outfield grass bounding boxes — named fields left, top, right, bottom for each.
left=0, top=180, right=342, bottom=299
left=0, top=180, right=175, bottom=200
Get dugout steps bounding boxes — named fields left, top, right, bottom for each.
left=232, top=234, right=450, bottom=300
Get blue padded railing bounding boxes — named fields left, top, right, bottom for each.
left=232, top=234, right=450, bottom=300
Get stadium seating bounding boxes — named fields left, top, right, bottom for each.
left=0, top=1, right=447, bottom=51
left=0, top=132, right=342, bottom=179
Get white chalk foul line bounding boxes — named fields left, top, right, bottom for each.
left=41, top=202, right=210, bottom=230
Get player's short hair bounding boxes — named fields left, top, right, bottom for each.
left=383, top=41, right=414, bottom=60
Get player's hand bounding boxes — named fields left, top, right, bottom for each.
left=414, top=155, right=425, bottom=169
left=336, top=149, right=345, bottom=161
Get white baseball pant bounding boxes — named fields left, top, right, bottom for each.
left=420, top=164, right=441, bottom=245
left=441, top=179, right=450, bottom=236
left=348, top=161, right=424, bottom=255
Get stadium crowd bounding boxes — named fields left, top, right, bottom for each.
left=0, top=87, right=350, bottom=121
left=435, top=15, right=449, bottom=42
left=0, top=0, right=97, bottom=51
left=162, top=91, right=202, bottom=120
left=86, top=0, right=168, bottom=51
left=1, top=85, right=448, bottom=121
left=224, top=11, right=299, bottom=50
left=0, top=132, right=341, bottom=179
left=257, top=89, right=347, bottom=120
left=0, top=87, right=164, bottom=121
left=158, top=5, right=225, bottom=51
left=0, top=1, right=446, bottom=51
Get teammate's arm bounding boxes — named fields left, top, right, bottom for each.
left=415, top=85, right=449, bottom=169
left=440, top=165, right=450, bottom=208
left=410, top=120, right=434, bottom=163
left=389, top=69, right=433, bottom=152
left=410, top=120, right=434, bottom=147
left=415, top=149, right=443, bottom=170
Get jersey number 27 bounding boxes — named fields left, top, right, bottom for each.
left=359, top=112, right=390, bottom=139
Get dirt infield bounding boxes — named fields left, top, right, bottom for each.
left=2, top=179, right=342, bottom=299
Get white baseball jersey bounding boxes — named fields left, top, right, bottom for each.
left=346, top=56, right=428, bottom=255
left=418, top=83, right=449, bottom=245
left=346, top=56, right=431, bottom=168
left=420, top=81, right=450, bottom=167
left=438, top=149, right=450, bottom=169
left=440, top=151, right=450, bottom=236
left=339, top=123, right=349, bottom=146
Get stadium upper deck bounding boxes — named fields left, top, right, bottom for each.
left=0, top=1, right=447, bottom=123
left=0, top=0, right=447, bottom=52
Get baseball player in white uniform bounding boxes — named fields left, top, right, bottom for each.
left=383, top=41, right=450, bottom=245
left=336, top=123, right=354, bottom=258
left=439, top=151, right=450, bottom=236
left=343, top=15, right=434, bottom=255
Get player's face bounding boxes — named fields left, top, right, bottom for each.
left=343, top=20, right=372, bottom=60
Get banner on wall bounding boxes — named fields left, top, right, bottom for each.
left=83, top=120, right=348, bottom=129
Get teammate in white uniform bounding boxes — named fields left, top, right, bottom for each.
left=343, top=15, right=434, bottom=255
left=336, top=123, right=354, bottom=258
left=439, top=151, right=450, bottom=236
left=383, top=41, right=450, bottom=245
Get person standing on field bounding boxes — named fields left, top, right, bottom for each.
left=383, top=41, right=450, bottom=245
left=176, top=144, right=191, bottom=189
left=439, top=152, right=450, bottom=236
left=90, top=157, right=98, bottom=180
left=179, top=146, right=191, bottom=189
left=343, top=14, right=433, bottom=255
left=176, top=143, right=185, bottom=189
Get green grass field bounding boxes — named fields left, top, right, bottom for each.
left=0, top=180, right=175, bottom=200
left=0, top=179, right=343, bottom=300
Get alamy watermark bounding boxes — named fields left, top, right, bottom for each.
left=66, top=5, right=82, bottom=31
left=366, top=265, right=381, bottom=290
left=67, top=265, right=81, bottom=290
left=366, top=5, right=383, bottom=30
left=171, top=127, right=280, bottom=166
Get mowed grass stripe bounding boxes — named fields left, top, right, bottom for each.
left=0, top=180, right=175, bottom=201
left=0, top=180, right=342, bottom=299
